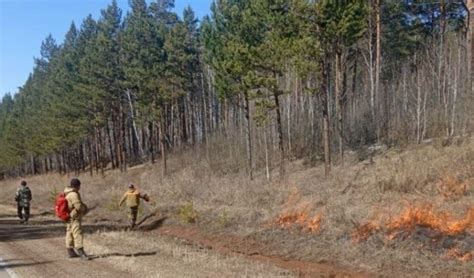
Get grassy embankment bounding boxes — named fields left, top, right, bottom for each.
left=1, top=137, right=472, bottom=276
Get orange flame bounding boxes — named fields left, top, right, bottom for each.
left=351, top=222, right=380, bottom=243
left=306, top=213, right=323, bottom=233
left=437, top=175, right=468, bottom=199
left=352, top=205, right=473, bottom=243
left=274, top=203, right=323, bottom=233
left=445, top=248, right=473, bottom=262
left=387, top=205, right=474, bottom=236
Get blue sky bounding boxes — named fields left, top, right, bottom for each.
left=0, top=0, right=212, bottom=99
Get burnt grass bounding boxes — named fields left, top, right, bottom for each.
left=390, top=227, right=474, bottom=256
left=205, top=221, right=474, bottom=277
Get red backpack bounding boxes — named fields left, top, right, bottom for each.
left=55, top=192, right=70, bottom=221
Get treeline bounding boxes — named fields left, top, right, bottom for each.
left=0, top=0, right=472, bottom=180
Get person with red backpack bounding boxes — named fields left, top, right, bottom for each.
left=60, top=178, right=89, bottom=260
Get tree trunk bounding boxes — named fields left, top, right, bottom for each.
left=335, top=51, right=344, bottom=164
left=94, top=123, right=104, bottom=175
left=190, top=93, right=196, bottom=145
left=201, top=72, right=208, bottom=146
left=149, top=121, right=155, bottom=164
left=321, top=61, right=331, bottom=176
left=120, top=103, right=127, bottom=172
left=469, top=0, right=474, bottom=93
left=113, top=115, right=122, bottom=170
left=180, top=95, right=188, bottom=144
left=88, top=139, right=94, bottom=176
left=273, top=87, right=286, bottom=179
left=106, top=119, right=116, bottom=169
left=375, top=0, right=382, bottom=140
left=158, top=118, right=167, bottom=179
left=243, top=92, right=254, bottom=180
left=264, top=127, right=270, bottom=181
left=126, top=90, right=144, bottom=158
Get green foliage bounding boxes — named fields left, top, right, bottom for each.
left=178, top=202, right=198, bottom=223
left=0, top=0, right=204, bottom=173
left=0, top=0, right=468, bottom=175
left=382, top=0, right=421, bottom=62
left=316, top=0, right=368, bottom=50
left=106, top=193, right=122, bottom=212
left=48, top=186, right=59, bottom=203
left=218, top=209, right=230, bottom=228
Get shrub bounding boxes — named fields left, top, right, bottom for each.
left=105, top=193, right=122, bottom=212
left=178, top=202, right=198, bottom=223
left=218, top=209, right=230, bottom=227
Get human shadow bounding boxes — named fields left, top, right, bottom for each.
left=137, top=216, right=167, bottom=231
left=89, top=251, right=157, bottom=260
left=28, top=219, right=62, bottom=225
left=81, top=223, right=128, bottom=233
left=0, top=258, right=23, bottom=263
left=136, top=212, right=158, bottom=226
left=0, top=211, right=53, bottom=221
left=0, top=215, right=17, bottom=219
left=0, top=260, right=52, bottom=269
left=36, top=211, right=54, bottom=216
left=0, top=219, right=131, bottom=242
left=0, top=209, right=168, bottom=242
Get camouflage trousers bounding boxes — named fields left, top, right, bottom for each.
left=17, top=204, right=30, bottom=221
left=66, top=219, right=83, bottom=249
left=128, top=207, right=138, bottom=227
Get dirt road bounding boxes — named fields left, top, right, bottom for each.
left=0, top=203, right=369, bottom=277
left=0, top=205, right=296, bottom=277
left=0, top=208, right=131, bottom=278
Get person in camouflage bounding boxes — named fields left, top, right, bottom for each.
left=15, top=180, right=32, bottom=224
left=64, top=178, right=89, bottom=260
left=119, top=184, right=149, bottom=229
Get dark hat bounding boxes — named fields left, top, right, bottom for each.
left=20, top=180, right=27, bottom=186
left=128, top=184, right=135, bottom=189
left=70, top=178, right=81, bottom=188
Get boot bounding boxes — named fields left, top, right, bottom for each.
left=67, top=248, right=79, bottom=258
left=76, top=248, right=90, bottom=260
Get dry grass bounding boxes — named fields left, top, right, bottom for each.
left=0, top=137, right=473, bottom=276
left=86, top=230, right=295, bottom=278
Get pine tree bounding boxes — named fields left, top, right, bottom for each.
left=46, top=23, right=89, bottom=151
left=121, top=0, right=167, bottom=174
left=84, top=0, right=124, bottom=172
left=315, top=0, right=368, bottom=163
left=203, top=0, right=258, bottom=180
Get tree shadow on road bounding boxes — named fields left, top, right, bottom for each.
left=0, top=219, right=64, bottom=242
left=89, top=251, right=157, bottom=260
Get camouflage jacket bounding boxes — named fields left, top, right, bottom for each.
left=15, top=186, right=32, bottom=207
